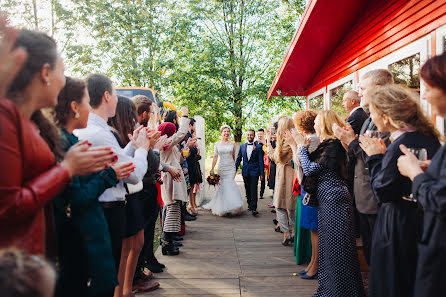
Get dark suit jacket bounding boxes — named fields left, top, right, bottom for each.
left=346, top=107, right=369, bottom=195
left=346, top=107, right=368, bottom=136
left=235, top=143, right=264, bottom=177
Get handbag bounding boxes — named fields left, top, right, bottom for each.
left=302, top=192, right=318, bottom=207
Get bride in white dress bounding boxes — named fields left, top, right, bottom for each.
left=207, top=125, right=244, bottom=216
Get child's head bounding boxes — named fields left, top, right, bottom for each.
left=0, top=249, right=56, bottom=297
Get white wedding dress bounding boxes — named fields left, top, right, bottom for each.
left=206, top=141, right=244, bottom=216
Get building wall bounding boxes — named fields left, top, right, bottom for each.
left=306, top=0, right=446, bottom=95
left=306, top=23, right=446, bottom=133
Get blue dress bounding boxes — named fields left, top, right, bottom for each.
left=300, top=186, right=318, bottom=230
left=299, top=140, right=364, bottom=297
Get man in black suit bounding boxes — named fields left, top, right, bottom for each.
left=342, top=90, right=368, bottom=135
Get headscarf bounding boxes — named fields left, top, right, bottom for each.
left=158, top=122, right=176, bottom=137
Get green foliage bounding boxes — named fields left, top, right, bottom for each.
left=3, top=0, right=307, bottom=147
left=329, top=81, right=352, bottom=120
left=168, top=0, right=305, bottom=142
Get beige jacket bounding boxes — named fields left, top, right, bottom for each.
left=160, top=117, right=190, bottom=205
left=268, top=142, right=296, bottom=210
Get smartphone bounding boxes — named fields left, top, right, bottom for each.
left=270, top=126, right=276, bottom=136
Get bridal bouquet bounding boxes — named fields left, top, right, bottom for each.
left=207, top=173, right=221, bottom=187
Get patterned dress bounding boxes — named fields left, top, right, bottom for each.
left=299, top=143, right=364, bottom=297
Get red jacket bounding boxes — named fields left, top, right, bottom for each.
left=0, top=99, right=70, bottom=255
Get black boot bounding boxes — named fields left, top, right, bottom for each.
left=161, top=232, right=180, bottom=256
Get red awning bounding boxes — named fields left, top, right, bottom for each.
left=267, top=0, right=370, bottom=99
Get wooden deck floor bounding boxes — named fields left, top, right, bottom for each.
left=139, top=175, right=318, bottom=297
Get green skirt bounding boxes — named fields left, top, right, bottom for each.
left=293, top=194, right=312, bottom=264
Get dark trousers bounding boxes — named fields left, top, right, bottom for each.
left=55, top=223, right=89, bottom=297
left=91, top=289, right=114, bottom=297
left=101, top=202, right=126, bottom=272
left=135, top=184, right=159, bottom=279
left=359, top=212, right=377, bottom=265
left=243, top=175, right=259, bottom=211
left=260, top=174, right=265, bottom=197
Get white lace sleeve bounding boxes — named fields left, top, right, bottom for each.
left=214, top=142, right=219, bottom=156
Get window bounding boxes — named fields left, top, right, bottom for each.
left=330, top=81, right=353, bottom=119
left=309, top=94, right=324, bottom=110
left=388, top=53, right=420, bottom=92
left=443, top=36, right=446, bottom=52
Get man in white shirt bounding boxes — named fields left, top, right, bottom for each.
left=74, top=74, right=154, bottom=293
left=235, top=130, right=265, bottom=216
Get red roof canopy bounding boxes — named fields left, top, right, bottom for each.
left=267, top=0, right=371, bottom=98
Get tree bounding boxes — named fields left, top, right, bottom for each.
left=168, top=0, right=306, bottom=143
left=54, top=0, right=179, bottom=89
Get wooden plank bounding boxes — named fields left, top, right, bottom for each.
left=138, top=175, right=317, bottom=296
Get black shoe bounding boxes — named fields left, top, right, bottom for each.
left=147, top=258, right=166, bottom=269
left=271, top=209, right=276, bottom=213
left=146, top=263, right=163, bottom=273
left=185, top=214, right=197, bottom=221
left=273, top=219, right=278, bottom=225
left=282, top=236, right=293, bottom=246
left=187, top=212, right=197, bottom=217
left=247, top=207, right=252, bottom=211
left=252, top=210, right=259, bottom=217
left=162, top=242, right=180, bottom=256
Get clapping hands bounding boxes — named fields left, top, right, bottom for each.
left=333, top=122, right=356, bottom=146
left=359, top=135, right=386, bottom=156
left=128, top=126, right=161, bottom=151
left=283, top=129, right=307, bottom=147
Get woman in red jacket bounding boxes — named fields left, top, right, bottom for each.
left=0, top=22, right=114, bottom=255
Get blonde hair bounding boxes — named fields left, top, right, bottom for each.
left=293, top=110, right=317, bottom=134
left=370, top=85, right=440, bottom=140
left=274, top=116, right=295, bottom=164
left=220, top=124, right=231, bottom=134
left=149, top=102, right=160, bottom=129
left=317, top=110, right=345, bottom=139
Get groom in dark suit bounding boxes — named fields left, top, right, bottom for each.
left=235, top=130, right=264, bottom=216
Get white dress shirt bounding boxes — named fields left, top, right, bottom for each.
left=74, top=113, right=148, bottom=202
left=247, top=142, right=254, bottom=160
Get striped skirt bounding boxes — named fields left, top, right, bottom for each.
left=162, top=201, right=181, bottom=233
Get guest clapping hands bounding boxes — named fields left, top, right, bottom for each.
left=396, top=52, right=446, bottom=297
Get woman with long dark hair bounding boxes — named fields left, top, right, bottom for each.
left=53, top=78, right=135, bottom=297
left=0, top=29, right=114, bottom=255
left=109, top=96, right=160, bottom=296
left=360, top=85, right=441, bottom=297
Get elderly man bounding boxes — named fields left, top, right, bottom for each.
left=342, top=90, right=368, bottom=135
